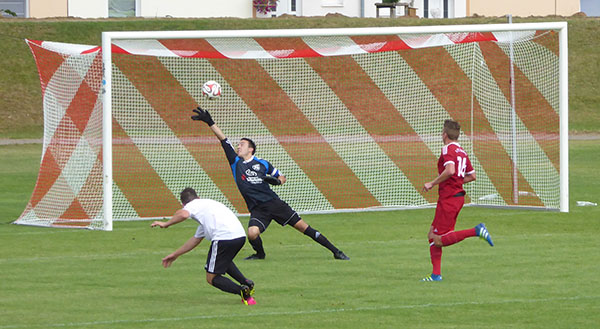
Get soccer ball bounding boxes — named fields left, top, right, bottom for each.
left=202, top=81, right=222, bottom=99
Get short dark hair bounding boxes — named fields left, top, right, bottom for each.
left=241, top=137, right=256, bottom=155
left=443, top=119, right=461, bottom=140
left=180, top=187, right=198, bottom=205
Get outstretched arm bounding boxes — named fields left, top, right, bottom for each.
left=191, top=107, right=214, bottom=126
left=191, top=107, right=236, bottom=164
left=209, top=124, right=226, bottom=141
left=151, top=209, right=190, bottom=228
left=191, top=107, right=226, bottom=140
left=162, top=236, right=203, bottom=268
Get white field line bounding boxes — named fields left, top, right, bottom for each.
left=0, top=295, right=597, bottom=329
left=0, top=232, right=588, bottom=265
left=0, top=250, right=168, bottom=264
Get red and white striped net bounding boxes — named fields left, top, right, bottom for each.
left=16, top=29, right=560, bottom=230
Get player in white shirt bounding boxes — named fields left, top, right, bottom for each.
left=151, top=188, right=256, bottom=305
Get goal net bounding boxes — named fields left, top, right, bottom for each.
left=16, top=23, right=568, bottom=230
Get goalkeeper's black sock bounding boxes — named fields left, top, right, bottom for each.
left=304, top=226, right=339, bottom=254
left=226, top=262, right=248, bottom=285
left=249, top=236, right=266, bottom=257
left=211, top=275, right=242, bottom=295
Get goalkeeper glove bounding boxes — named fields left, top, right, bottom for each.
left=262, top=176, right=281, bottom=185
left=191, top=107, right=215, bottom=126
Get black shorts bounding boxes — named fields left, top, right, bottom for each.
left=204, top=236, right=246, bottom=274
left=248, top=198, right=301, bottom=233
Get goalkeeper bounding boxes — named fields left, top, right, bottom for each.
left=191, top=107, right=350, bottom=261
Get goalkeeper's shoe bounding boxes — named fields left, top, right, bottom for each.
left=475, top=223, right=494, bottom=246
left=333, top=250, right=350, bottom=260
left=421, top=274, right=443, bottom=282
left=245, top=279, right=255, bottom=296
left=244, top=253, right=265, bottom=260
left=240, top=285, right=257, bottom=305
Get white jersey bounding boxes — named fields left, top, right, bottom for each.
left=183, top=199, right=246, bottom=241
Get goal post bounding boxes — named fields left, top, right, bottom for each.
left=559, top=23, right=569, bottom=214
left=16, top=22, right=569, bottom=230
left=101, top=34, right=113, bottom=231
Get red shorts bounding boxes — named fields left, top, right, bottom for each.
left=431, top=196, right=464, bottom=235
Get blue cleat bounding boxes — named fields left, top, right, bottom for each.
left=475, top=223, right=494, bottom=246
left=421, top=274, right=442, bottom=282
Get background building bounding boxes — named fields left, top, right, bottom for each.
left=1, top=0, right=584, bottom=20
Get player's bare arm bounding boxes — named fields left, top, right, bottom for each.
left=151, top=209, right=190, bottom=228
left=162, top=236, right=203, bottom=268
left=423, top=163, right=455, bottom=192
left=210, top=124, right=227, bottom=141
left=463, top=172, right=476, bottom=184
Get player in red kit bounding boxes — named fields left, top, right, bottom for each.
left=421, top=119, right=494, bottom=282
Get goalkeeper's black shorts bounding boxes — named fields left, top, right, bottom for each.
left=249, top=198, right=301, bottom=232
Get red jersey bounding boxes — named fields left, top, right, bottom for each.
left=437, top=142, right=474, bottom=199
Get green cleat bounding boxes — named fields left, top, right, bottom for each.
left=245, top=279, right=255, bottom=296
left=240, top=285, right=256, bottom=305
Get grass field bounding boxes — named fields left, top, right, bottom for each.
left=0, top=140, right=598, bottom=328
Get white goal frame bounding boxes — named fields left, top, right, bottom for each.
left=101, top=22, right=569, bottom=231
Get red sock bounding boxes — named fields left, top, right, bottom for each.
left=429, top=239, right=442, bottom=275
left=441, top=228, right=476, bottom=246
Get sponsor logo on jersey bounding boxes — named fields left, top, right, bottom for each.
left=246, top=176, right=263, bottom=184
left=243, top=169, right=262, bottom=184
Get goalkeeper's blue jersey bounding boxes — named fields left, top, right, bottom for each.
left=220, top=139, right=281, bottom=211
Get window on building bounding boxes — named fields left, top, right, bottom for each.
left=322, top=0, right=343, bottom=7
left=424, top=0, right=449, bottom=18
left=443, top=0, right=448, bottom=18
left=109, top=0, right=135, bottom=17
